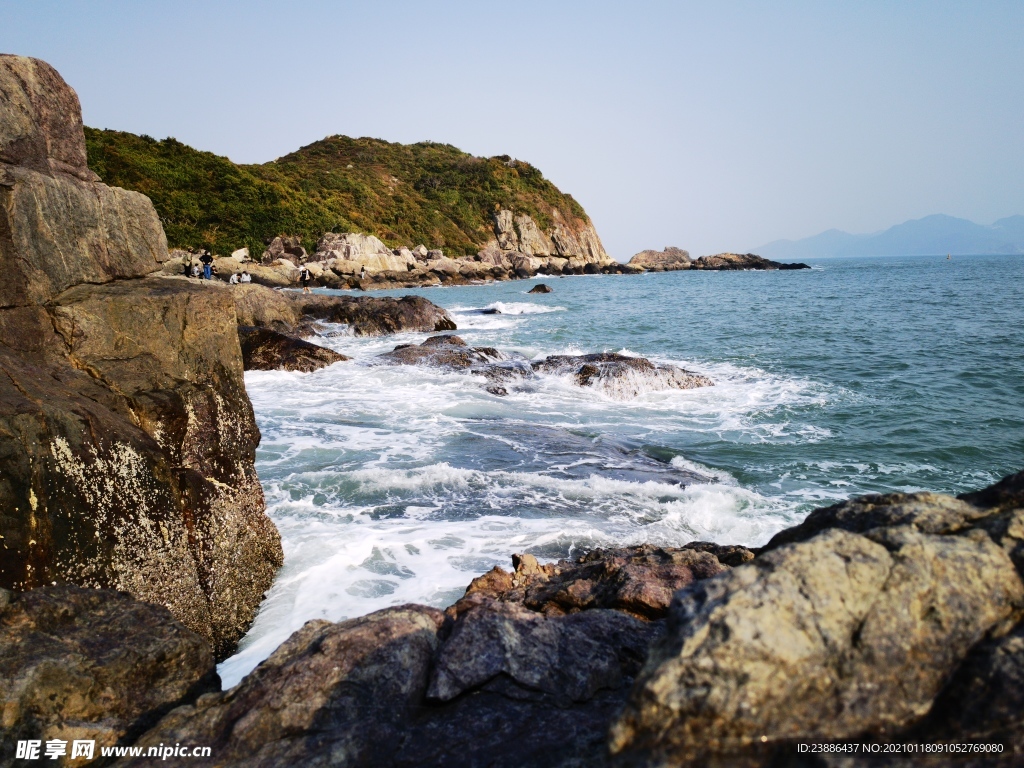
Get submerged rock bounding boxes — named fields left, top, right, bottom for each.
left=532, top=352, right=713, bottom=398
left=238, top=326, right=349, bottom=372
left=450, top=544, right=753, bottom=622
left=378, top=334, right=504, bottom=370
left=0, top=586, right=218, bottom=758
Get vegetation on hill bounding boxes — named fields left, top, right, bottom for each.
left=84, top=128, right=590, bottom=257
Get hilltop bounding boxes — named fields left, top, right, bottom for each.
left=757, top=213, right=1024, bottom=259
left=83, top=128, right=597, bottom=259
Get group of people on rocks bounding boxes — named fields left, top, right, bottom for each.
left=181, top=248, right=251, bottom=284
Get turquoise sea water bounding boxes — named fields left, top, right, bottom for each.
left=220, top=254, right=1024, bottom=685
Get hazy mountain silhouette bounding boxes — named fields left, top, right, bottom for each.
left=756, top=214, right=1024, bottom=259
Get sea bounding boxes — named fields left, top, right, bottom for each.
left=219, top=254, right=1024, bottom=686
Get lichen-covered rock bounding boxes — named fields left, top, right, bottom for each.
left=238, top=326, right=349, bottom=372
left=230, top=283, right=456, bottom=337
left=609, top=501, right=1024, bottom=766
left=0, top=56, right=282, bottom=659
left=532, top=353, right=713, bottom=399
left=0, top=586, right=217, bottom=764
left=452, top=545, right=750, bottom=621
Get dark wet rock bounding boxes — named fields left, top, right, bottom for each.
left=378, top=334, right=504, bottom=370
left=123, top=605, right=445, bottom=768
left=450, top=545, right=749, bottom=622
left=238, top=325, right=348, bottom=372
left=609, top=481, right=1024, bottom=767
left=260, top=234, right=307, bottom=264
left=532, top=352, right=713, bottom=398
left=231, top=283, right=456, bottom=337
left=0, top=586, right=217, bottom=759
left=529, top=283, right=553, bottom=293
left=691, top=252, right=810, bottom=270
left=0, top=56, right=281, bottom=660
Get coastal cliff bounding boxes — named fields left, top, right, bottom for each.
left=0, top=54, right=282, bottom=658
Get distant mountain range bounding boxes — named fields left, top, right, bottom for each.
left=756, top=214, right=1024, bottom=259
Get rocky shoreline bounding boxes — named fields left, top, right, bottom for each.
left=4, top=473, right=1024, bottom=766
left=3, top=53, right=1020, bottom=768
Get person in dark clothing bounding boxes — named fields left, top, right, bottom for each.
left=200, top=251, right=214, bottom=280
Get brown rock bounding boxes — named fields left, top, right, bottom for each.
left=528, top=283, right=553, bottom=293
left=377, top=334, right=503, bottom=371
left=0, top=586, right=217, bottom=760
left=692, top=252, right=809, bottom=270
left=627, top=247, right=691, bottom=271
left=238, top=326, right=349, bottom=372
left=452, top=544, right=746, bottom=622
left=0, top=56, right=282, bottom=659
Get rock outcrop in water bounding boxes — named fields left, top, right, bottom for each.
left=4, top=472, right=1024, bottom=766
left=627, top=248, right=810, bottom=272
left=0, top=54, right=282, bottom=658
left=238, top=326, right=349, bottom=372
left=230, top=283, right=456, bottom=337
left=532, top=353, right=713, bottom=398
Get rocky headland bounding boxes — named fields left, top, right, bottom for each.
left=628, top=247, right=811, bottom=272
left=4, top=472, right=1024, bottom=767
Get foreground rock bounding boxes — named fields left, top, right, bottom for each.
left=451, top=544, right=754, bottom=621
left=609, top=481, right=1024, bottom=766
left=532, top=353, right=713, bottom=398
left=231, top=283, right=456, bottom=337
left=627, top=247, right=692, bottom=271
left=0, top=56, right=281, bottom=658
left=0, top=586, right=217, bottom=762
left=238, top=326, right=349, bottom=372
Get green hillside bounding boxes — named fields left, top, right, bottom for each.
left=84, top=128, right=590, bottom=258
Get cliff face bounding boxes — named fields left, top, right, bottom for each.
left=0, top=55, right=281, bottom=658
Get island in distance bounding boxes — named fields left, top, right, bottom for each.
left=628, top=246, right=810, bottom=271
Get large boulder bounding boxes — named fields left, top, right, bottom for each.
left=0, top=55, right=282, bottom=659
left=317, top=232, right=416, bottom=274
left=532, top=353, right=713, bottom=399
left=0, top=586, right=218, bottom=763
left=231, top=283, right=457, bottom=337
left=238, top=326, right=349, bottom=372
left=609, top=487, right=1024, bottom=766
left=260, top=235, right=307, bottom=264
left=628, top=247, right=691, bottom=271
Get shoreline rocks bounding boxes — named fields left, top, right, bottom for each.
left=532, top=353, right=714, bottom=398
left=3, top=472, right=1024, bottom=766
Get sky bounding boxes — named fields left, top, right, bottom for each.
left=2, top=1, right=1022, bottom=258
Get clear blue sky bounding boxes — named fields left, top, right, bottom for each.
left=2, top=1, right=1022, bottom=257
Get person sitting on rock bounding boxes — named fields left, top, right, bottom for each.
left=299, top=265, right=312, bottom=293
left=229, top=272, right=239, bottom=285
left=191, top=263, right=201, bottom=279
left=200, top=250, right=214, bottom=280
left=240, top=271, right=252, bottom=283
